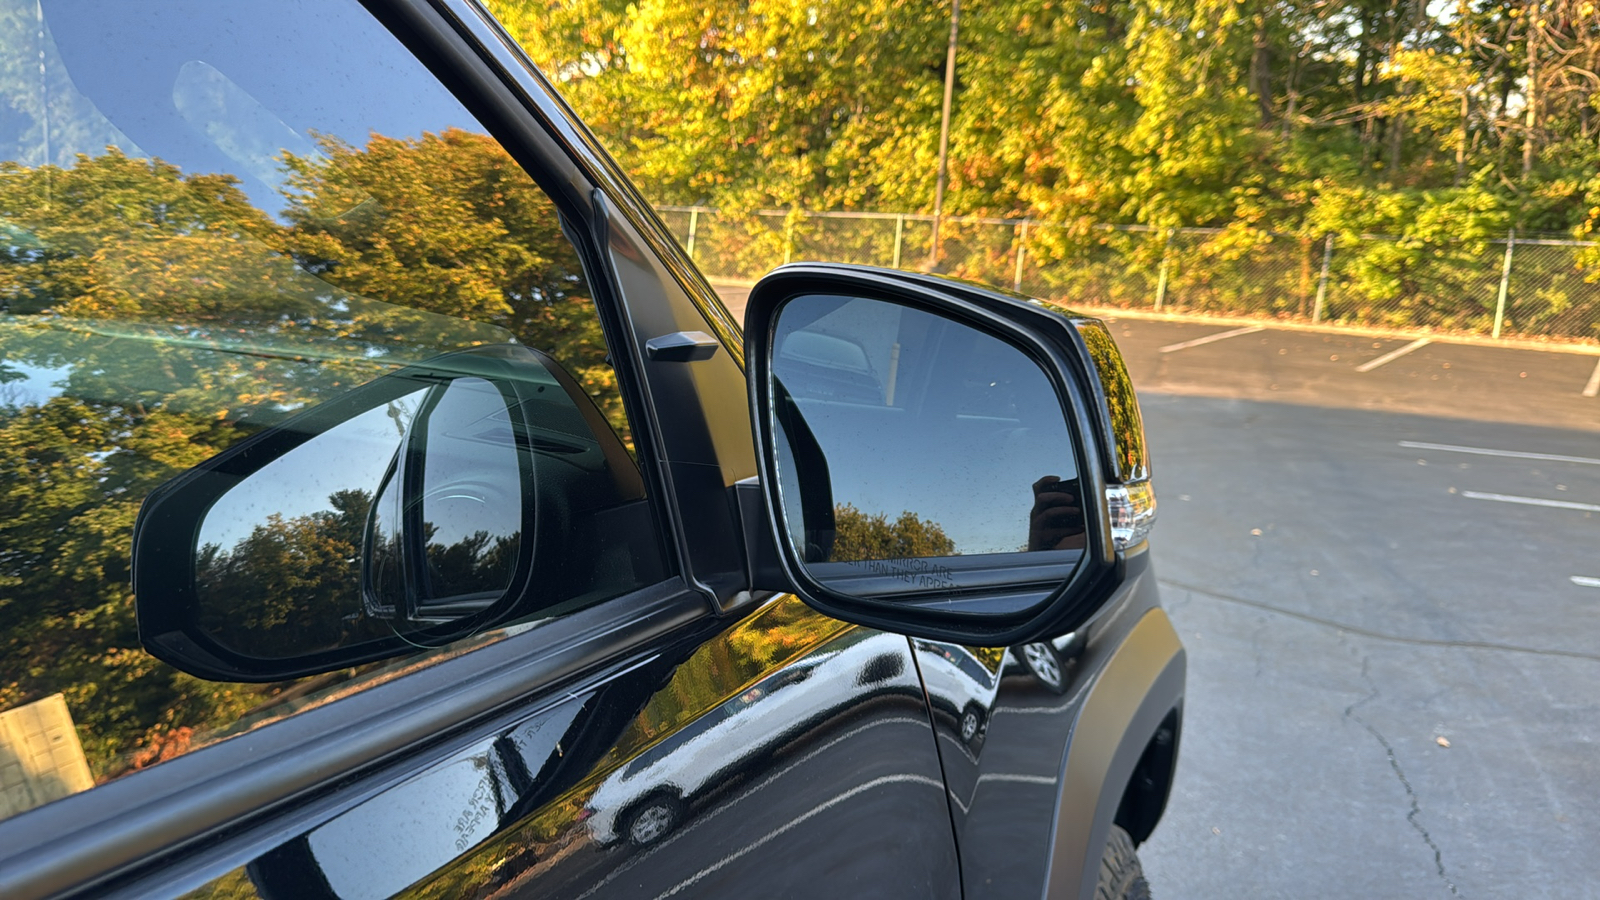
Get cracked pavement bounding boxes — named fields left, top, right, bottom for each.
left=1134, top=390, right=1600, bottom=898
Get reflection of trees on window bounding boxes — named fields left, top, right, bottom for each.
left=271, top=130, right=624, bottom=442
left=829, top=504, right=957, bottom=562
left=0, top=130, right=621, bottom=780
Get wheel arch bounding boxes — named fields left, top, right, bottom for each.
left=1042, top=607, right=1185, bottom=900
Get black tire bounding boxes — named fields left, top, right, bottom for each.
left=1095, top=825, right=1152, bottom=900
left=1019, top=641, right=1069, bottom=695
left=622, top=793, right=683, bottom=847
left=958, top=703, right=985, bottom=745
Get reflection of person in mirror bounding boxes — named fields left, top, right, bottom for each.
left=1029, top=476, right=1087, bottom=551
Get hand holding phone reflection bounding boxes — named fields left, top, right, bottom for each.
left=1028, top=475, right=1087, bottom=551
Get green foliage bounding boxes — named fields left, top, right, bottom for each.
left=830, top=504, right=958, bottom=562
left=494, top=0, right=1600, bottom=241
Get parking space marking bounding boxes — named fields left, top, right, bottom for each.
left=1584, top=358, right=1600, bottom=397
left=1461, top=490, right=1600, bottom=513
left=1158, top=325, right=1263, bottom=353
left=1355, top=337, right=1431, bottom=372
left=1572, top=576, right=1600, bottom=588
left=1399, top=440, right=1600, bottom=466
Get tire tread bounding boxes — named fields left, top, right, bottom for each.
left=1094, top=824, right=1151, bottom=900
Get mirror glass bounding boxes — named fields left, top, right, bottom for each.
left=194, top=376, right=526, bottom=659
left=769, top=294, right=1084, bottom=604
left=367, top=377, right=524, bottom=621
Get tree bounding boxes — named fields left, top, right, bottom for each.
left=830, top=504, right=957, bottom=562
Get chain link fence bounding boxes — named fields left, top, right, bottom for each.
left=657, top=206, right=1600, bottom=344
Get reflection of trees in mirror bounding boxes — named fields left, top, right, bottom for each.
left=195, top=489, right=390, bottom=658
left=0, top=133, right=620, bottom=781
left=829, top=503, right=957, bottom=562
left=421, top=522, right=521, bottom=602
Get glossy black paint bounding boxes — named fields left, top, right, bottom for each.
left=0, top=2, right=1184, bottom=899
left=205, top=598, right=961, bottom=900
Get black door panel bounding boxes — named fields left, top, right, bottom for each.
left=175, top=597, right=958, bottom=900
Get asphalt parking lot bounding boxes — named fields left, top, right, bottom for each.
left=1102, top=317, right=1600, bottom=899
left=714, top=284, right=1600, bottom=897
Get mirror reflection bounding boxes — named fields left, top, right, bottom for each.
left=769, top=294, right=1084, bottom=599
left=195, top=392, right=426, bottom=658
left=366, top=377, right=524, bottom=622
left=194, top=375, right=527, bottom=659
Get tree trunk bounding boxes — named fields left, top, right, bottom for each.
left=1356, top=10, right=1374, bottom=156
left=1523, top=0, right=1540, bottom=177
left=1298, top=236, right=1314, bottom=317
left=1251, top=7, right=1274, bottom=125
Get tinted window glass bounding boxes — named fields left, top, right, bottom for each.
left=0, top=0, right=662, bottom=818
left=773, top=294, right=1082, bottom=562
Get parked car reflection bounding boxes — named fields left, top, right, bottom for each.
left=225, top=598, right=955, bottom=900
left=912, top=641, right=1003, bottom=749
left=585, top=630, right=913, bottom=847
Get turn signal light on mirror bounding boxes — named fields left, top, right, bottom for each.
left=1106, top=481, right=1156, bottom=550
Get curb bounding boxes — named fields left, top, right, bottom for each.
left=1077, top=306, right=1600, bottom=357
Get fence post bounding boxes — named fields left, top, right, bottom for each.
left=892, top=214, right=905, bottom=269
left=1493, top=228, right=1515, bottom=339
left=1312, top=233, right=1333, bottom=324
left=685, top=208, right=699, bottom=261
left=783, top=215, right=795, bottom=266
left=1012, top=221, right=1028, bottom=292
left=1153, top=230, right=1172, bottom=311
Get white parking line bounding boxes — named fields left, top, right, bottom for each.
left=1399, top=440, right=1600, bottom=467
left=1584, top=358, right=1600, bottom=397
left=1158, top=325, right=1264, bottom=353
left=1355, top=337, right=1431, bottom=372
left=1572, top=576, right=1600, bottom=588
left=1462, top=490, right=1600, bottom=513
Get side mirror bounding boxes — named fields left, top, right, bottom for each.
left=743, top=264, right=1154, bottom=646
left=133, top=344, right=640, bottom=682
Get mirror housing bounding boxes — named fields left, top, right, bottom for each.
left=132, top=345, right=576, bottom=682
left=743, top=264, right=1152, bottom=647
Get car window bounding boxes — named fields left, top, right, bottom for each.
left=0, top=0, right=664, bottom=822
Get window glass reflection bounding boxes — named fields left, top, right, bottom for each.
left=194, top=391, right=426, bottom=657
left=0, top=0, right=651, bottom=809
